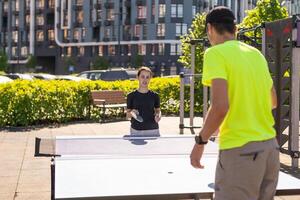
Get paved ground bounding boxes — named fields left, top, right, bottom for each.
left=0, top=116, right=299, bottom=200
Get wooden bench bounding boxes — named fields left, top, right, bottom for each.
left=91, top=90, right=127, bottom=122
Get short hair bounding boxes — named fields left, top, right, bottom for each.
left=137, top=66, right=153, bottom=77
left=205, top=6, right=236, bottom=34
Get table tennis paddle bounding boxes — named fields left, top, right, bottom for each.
left=131, top=111, right=143, bottom=123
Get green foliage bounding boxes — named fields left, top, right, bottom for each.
left=0, top=50, right=8, bottom=72
left=25, top=54, right=37, bottom=69
left=91, top=56, right=109, bottom=70
left=178, top=13, right=206, bottom=74
left=0, top=77, right=205, bottom=127
left=239, top=0, right=288, bottom=39
left=134, top=55, right=143, bottom=68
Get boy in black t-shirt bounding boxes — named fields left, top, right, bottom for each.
left=127, top=67, right=161, bottom=136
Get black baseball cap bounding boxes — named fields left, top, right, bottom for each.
left=205, top=6, right=235, bottom=30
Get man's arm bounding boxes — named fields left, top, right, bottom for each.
left=190, top=79, right=228, bottom=169
left=271, top=86, right=277, bottom=109
left=200, top=79, right=229, bottom=141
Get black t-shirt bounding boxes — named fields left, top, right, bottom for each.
left=127, top=90, right=160, bottom=130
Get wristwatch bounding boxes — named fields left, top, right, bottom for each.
left=195, top=135, right=208, bottom=145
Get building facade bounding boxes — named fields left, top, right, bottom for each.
left=0, top=0, right=264, bottom=75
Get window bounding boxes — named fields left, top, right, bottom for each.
left=36, top=30, right=44, bottom=41
left=192, top=6, right=196, bottom=17
left=107, top=9, right=114, bottom=20
left=171, top=4, right=183, bottom=18
left=26, top=15, right=30, bottom=25
left=108, top=45, right=115, bottom=56
left=176, top=23, right=187, bottom=36
left=64, top=29, right=70, bottom=40
left=36, top=15, right=44, bottom=26
left=15, top=16, right=19, bottom=27
left=138, top=44, right=146, bottom=55
left=143, top=25, right=147, bottom=38
left=127, top=45, right=131, bottom=56
left=96, top=10, right=102, bottom=21
left=76, top=0, right=83, bottom=5
left=159, top=4, right=166, bottom=18
left=3, top=2, right=8, bottom=12
left=170, top=44, right=181, bottom=55
left=26, top=0, right=30, bottom=9
left=158, top=44, right=164, bottom=55
left=134, top=25, right=141, bottom=37
left=104, top=28, right=110, bottom=37
left=152, top=4, right=155, bottom=16
left=12, top=31, right=18, bottom=43
left=137, top=6, right=147, bottom=18
left=36, top=0, right=45, bottom=9
left=48, top=30, right=55, bottom=41
left=12, top=47, right=17, bottom=57
left=78, top=47, right=84, bottom=56
left=73, top=29, right=80, bottom=40
left=15, top=0, right=20, bottom=12
left=76, top=10, right=84, bottom=23
left=49, top=0, right=55, bottom=8
left=98, top=46, right=103, bottom=56
left=157, top=24, right=165, bottom=37
left=21, top=47, right=28, bottom=57
left=66, top=47, right=72, bottom=56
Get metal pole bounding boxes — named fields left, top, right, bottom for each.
left=117, top=12, right=121, bottom=56
left=190, top=44, right=195, bottom=129
left=261, top=26, right=266, bottom=56
left=291, top=26, right=300, bottom=168
left=179, top=72, right=185, bottom=134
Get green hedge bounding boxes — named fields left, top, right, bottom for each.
left=0, top=77, right=204, bottom=127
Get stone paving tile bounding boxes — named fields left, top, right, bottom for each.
left=14, top=192, right=51, bottom=200
left=0, top=193, right=14, bottom=200
left=0, top=178, right=17, bottom=194
left=0, top=117, right=299, bottom=200
left=21, top=158, right=50, bottom=170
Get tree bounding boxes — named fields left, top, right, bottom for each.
left=63, top=56, right=76, bottom=73
left=238, top=0, right=288, bottom=39
left=134, top=55, right=143, bottom=68
left=25, top=54, right=37, bottom=70
left=90, top=56, right=109, bottom=70
left=178, top=13, right=206, bottom=74
left=0, top=50, right=8, bottom=72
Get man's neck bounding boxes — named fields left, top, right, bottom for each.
left=213, top=34, right=236, bottom=46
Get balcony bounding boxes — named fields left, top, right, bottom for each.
left=132, top=36, right=140, bottom=41
left=104, top=2, right=114, bottom=9
left=125, top=0, right=131, bottom=7
left=94, top=4, right=102, bottom=9
left=93, top=21, right=101, bottom=27
left=103, top=37, right=110, bottom=42
left=135, top=18, right=146, bottom=24
left=104, top=20, right=113, bottom=26
left=73, top=22, right=83, bottom=27
left=124, top=18, right=131, bottom=25
left=136, top=0, right=146, bottom=6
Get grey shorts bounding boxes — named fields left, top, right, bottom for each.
left=215, top=138, right=280, bottom=200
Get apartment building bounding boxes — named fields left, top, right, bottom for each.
left=0, top=0, right=270, bottom=75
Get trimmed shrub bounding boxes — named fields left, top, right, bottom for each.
left=0, top=77, right=204, bottom=126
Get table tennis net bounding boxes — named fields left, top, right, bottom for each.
left=35, top=135, right=218, bottom=157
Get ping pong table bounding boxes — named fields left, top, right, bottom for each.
left=51, top=135, right=300, bottom=200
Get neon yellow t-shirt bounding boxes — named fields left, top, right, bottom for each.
left=202, top=40, right=276, bottom=150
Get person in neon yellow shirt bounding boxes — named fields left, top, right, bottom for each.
left=190, top=6, right=279, bottom=200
